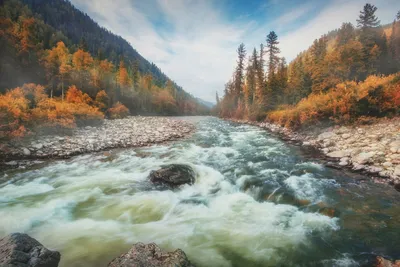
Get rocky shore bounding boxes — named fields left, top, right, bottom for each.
left=0, top=116, right=195, bottom=168
left=232, top=117, right=400, bottom=189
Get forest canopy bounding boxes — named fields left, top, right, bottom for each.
left=216, top=3, right=400, bottom=128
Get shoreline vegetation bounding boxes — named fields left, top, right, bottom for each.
left=0, top=0, right=209, bottom=141
left=215, top=3, right=400, bottom=188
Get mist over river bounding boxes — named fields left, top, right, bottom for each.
left=1, top=117, right=399, bottom=267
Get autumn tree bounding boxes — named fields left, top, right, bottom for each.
left=117, top=60, right=130, bottom=96
left=43, top=41, right=71, bottom=100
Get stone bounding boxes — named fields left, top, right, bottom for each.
left=389, top=141, right=400, bottom=153
left=22, top=148, right=31, bottom=156
left=327, top=150, right=348, bottom=158
left=342, top=133, right=351, bottom=139
left=108, top=243, right=194, bottom=267
left=0, top=233, right=60, bottom=267
left=353, top=152, right=375, bottom=164
left=375, top=256, right=400, bottom=267
left=352, top=163, right=365, bottom=171
left=317, top=131, right=337, bottom=141
left=339, top=161, right=349, bottom=166
left=383, top=162, right=393, bottom=168
left=149, top=164, right=196, bottom=188
left=394, top=165, right=400, bottom=177
left=32, top=143, right=44, bottom=150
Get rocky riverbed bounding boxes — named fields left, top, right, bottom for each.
left=233, top=117, right=400, bottom=189
left=0, top=116, right=195, bottom=168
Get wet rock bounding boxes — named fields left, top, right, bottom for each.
left=108, top=242, right=194, bottom=267
left=0, top=233, right=60, bottom=267
left=318, top=207, right=340, bottom=218
left=149, top=164, right=196, bottom=187
left=375, top=256, right=400, bottom=267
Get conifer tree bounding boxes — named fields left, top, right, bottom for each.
left=234, top=43, right=246, bottom=106
left=266, top=31, right=281, bottom=108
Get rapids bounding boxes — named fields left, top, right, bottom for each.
left=0, top=117, right=399, bottom=267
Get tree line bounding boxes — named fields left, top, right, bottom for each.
left=0, top=0, right=209, bottom=139
left=216, top=4, right=400, bottom=127
left=0, top=0, right=209, bottom=116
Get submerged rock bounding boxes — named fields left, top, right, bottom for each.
left=108, top=243, right=195, bottom=267
left=149, top=164, right=196, bottom=188
left=375, top=256, right=400, bottom=267
left=0, top=233, right=60, bottom=267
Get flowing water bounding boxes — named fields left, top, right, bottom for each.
left=1, top=117, right=400, bottom=267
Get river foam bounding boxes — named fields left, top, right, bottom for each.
left=5, top=117, right=393, bottom=266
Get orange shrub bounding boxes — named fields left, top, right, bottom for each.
left=267, top=74, right=400, bottom=129
left=107, top=102, right=129, bottom=119
left=32, top=98, right=103, bottom=131
left=0, top=87, right=30, bottom=139
left=66, top=85, right=92, bottom=104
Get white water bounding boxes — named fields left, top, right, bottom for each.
left=1, top=117, right=398, bottom=266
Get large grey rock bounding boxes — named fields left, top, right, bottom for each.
left=149, top=164, right=196, bottom=188
left=108, top=243, right=194, bottom=267
left=0, top=233, right=60, bottom=267
left=22, top=148, right=31, bottom=156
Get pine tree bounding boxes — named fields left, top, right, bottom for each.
left=255, top=44, right=265, bottom=106
left=357, top=4, right=380, bottom=28
left=216, top=91, right=220, bottom=105
left=234, top=43, right=246, bottom=106
left=266, top=31, right=280, bottom=81
left=396, top=10, right=400, bottom=20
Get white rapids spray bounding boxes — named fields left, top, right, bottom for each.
left=0, top=117, right=357, bottom=267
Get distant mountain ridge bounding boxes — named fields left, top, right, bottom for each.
left=20, top=0, right=203, bottom=102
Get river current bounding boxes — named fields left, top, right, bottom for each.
left=1, top=117, right=399, bottom=266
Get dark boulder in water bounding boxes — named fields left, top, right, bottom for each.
left=149, top=164, right=196, bottom=188
left=108, top=242, right=195, bottom=267
left=0, top=233, right=60, bottom=267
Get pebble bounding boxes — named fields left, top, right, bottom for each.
left=0, top=117, right=195, bottom=161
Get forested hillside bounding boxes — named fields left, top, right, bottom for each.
left=0, top=0, right=209, bottom=139
left=217, top=4, right=400, bottom=128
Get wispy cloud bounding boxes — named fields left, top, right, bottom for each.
left=70, top=0, right=400, bottom=102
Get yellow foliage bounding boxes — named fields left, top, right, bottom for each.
left=268, top=74, right=400, bottom=128
left=0, top=87, right=30, bottom=139
left=107, top=102, right=129, bottom=119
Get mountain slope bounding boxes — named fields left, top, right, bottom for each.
left=20, top=0, right=185, bottom=92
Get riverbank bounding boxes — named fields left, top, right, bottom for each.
left=231, top=117, right=400, bottom=189
left=0, top=116, right=195, bottom=168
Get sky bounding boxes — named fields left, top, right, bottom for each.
left=70, top=0, right=400, bottom=103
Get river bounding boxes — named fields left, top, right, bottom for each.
left=1, top=117, right=399, bottom=266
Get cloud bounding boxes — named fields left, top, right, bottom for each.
left=70, top=0, right=400, bottom=102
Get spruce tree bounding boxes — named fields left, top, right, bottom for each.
left=266, top=31, right=280, bottom=81
left=234, top=43, right=246, bottom=106
left=266, top=31, right=281, bottom=109
left=357, top=3, right=380, bottom=28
